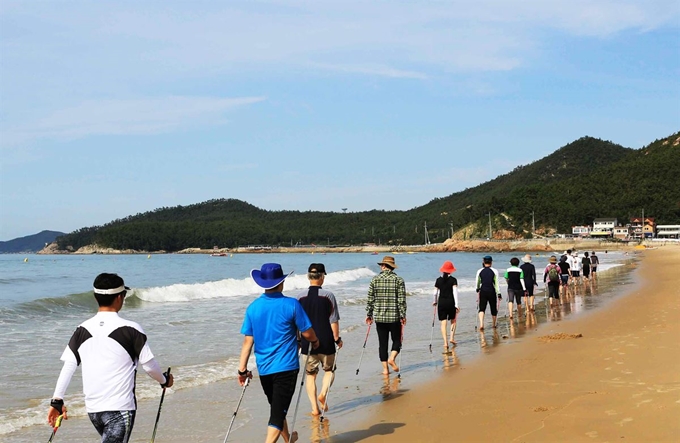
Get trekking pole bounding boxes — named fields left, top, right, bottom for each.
left=223, top=376, right=250, bottom=443
left=319, top=347, right=340, bottom=423
left=428, top=305, right=437, bottom=353
left=290, top=342, right=312, bottom=438
left=397, top=323, right=404, bottom=379
left=355, top=323, right=371, bottom=375
left=47, top=414, right=64, bottom=443
left=150, top=367, right=171, bottom=443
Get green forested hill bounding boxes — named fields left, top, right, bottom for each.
left=56, top=132, right=680, bottom=251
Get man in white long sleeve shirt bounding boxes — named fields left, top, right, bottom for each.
left=47, top=273, right=173, bottom=443
left=433, top=261, right=460, bottom=350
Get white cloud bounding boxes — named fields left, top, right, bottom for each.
left=2, top=96, right=266, bottom=144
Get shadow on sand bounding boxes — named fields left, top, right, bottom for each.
left=323, top=422, right=406, bottom=442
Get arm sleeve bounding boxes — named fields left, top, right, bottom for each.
left=493, top=269, right=500, bottom=294
left=328, top=292, right=340, bottom=323
left=475, top=269, right=482, bottom=290
left=398, top=278, right=407, bottom=318
left=366, top=280, right=375, bottom=317
left=433, top=288, right=439, bottom=304
left=240, top=307, right=253, bottom=336
left=532, top=267, right=537, bottom=283
left=294, top=300, right=313, bottom=332
left=543, top=266, right=548, bottom=283
left=520, top=271, right=526, bottom=290
left=52, top=359, right=78, bottom=400
left=142, top=358, right=167, bottom=385
left=453, top=286, right=459, bottom=307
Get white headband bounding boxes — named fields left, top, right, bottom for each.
left=93, top=285, right=127, bottom=295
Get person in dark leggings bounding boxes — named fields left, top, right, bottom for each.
left=366, top=256, right=407, bottom=375
left=475, top=255, right=501, bottom=330
left=543, top=256, right=562, bottom=307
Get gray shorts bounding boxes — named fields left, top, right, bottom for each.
left=305, top=353, right=337, bottom=375
left=507, top=288, right=524, bottom=305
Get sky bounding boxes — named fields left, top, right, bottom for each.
left=1, top=0, right=679, bottom=241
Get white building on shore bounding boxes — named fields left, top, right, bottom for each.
left=656, top=225, right=680, bottom=239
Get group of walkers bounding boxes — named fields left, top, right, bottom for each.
left=46, top=252, right=603, bottom=442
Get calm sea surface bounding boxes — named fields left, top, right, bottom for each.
left=0, top=251, right=632, bottom=442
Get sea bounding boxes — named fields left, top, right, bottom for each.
left=0, top=250, right=635, bottom=442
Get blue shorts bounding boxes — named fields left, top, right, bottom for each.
left=560, top=274, right=569, bottom=285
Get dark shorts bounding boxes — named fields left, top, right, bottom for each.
left=583, top=268, right=591, bottom=278
left=437, top=299, right=457, bottom=321
left=525, top=285, right=535, bottom=297
left=571, top=270, right=580, bottom=277
left=259, top=369, right=299, bottom=430
left=548, top=283, right=560, bottom=299
left=88, top=410, right=136, bottom=443
left=507, top=288, right=524, bottom=305
left=478, top=291, right=498, bottom=316
left=560, top=274, right=569, bottom=285
left=592, top=266, right=598, bottom=272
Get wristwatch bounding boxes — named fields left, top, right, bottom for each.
left=334, top=337, right=342, bottom=345
left=238, top=369, right=248, bottom=376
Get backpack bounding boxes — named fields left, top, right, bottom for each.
left=548, top=265, right=560, bottom=282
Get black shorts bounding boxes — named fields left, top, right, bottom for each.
left=582, top=267, right=590, bottom=278
left=592, top=266, right=598, bottom=272
left=478, top=291, right=498, bottom=316
left=571, top=271, right=580, bottom=277
left=525, top=285, right=534, bottom=297
left=507, top=288, right=524, bottom=305
left=259, top=369, right=299, bottom=430
left=438, top=299, right=457, bottom=321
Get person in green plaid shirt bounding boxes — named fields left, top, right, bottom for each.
left=365, top=256, right=407, bottom=375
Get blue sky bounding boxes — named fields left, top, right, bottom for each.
left=1, top=0, right=679, bottom=240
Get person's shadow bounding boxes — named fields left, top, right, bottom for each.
left=326, top=422, right=405, bottom=442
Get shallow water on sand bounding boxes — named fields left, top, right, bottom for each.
left=0, top=251, right=634, bottom=442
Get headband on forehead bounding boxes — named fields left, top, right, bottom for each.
left=93, top=285, right=128, bottom=295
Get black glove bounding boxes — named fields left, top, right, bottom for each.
left=50, top=398, right=64, bottom=414
left=161, top=369, right=172, bottom=388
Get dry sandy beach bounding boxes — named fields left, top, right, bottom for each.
left=338, top=247, right=680, bottom=442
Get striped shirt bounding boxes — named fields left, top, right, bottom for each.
left=366, top=270, right=406, bottom=323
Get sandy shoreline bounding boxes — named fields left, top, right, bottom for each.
left=340, top=246, right=680, bottom=442
left=37, top=239, right=646, bottom=255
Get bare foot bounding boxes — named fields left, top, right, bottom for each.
left=318, top=394, right=329, bottom=412
left=289, top=430, right=299, bottom=443
left=381, top=370, right=390, bottom=375
left=387, top=359, right=400, bottom=372
left=450, top=340, right=457, bottom=346
left=311, top=408, right=321, bottom=416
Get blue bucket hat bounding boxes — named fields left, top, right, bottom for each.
left=250, top=263, right=294, bottom=290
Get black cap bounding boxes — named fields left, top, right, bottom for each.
left=308, top=263, right=327, bottom=275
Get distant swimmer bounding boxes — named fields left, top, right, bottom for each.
left=520, top=254, right=538, bottom=313
left=238, top=263, right=319, bottom=443
left=365, top=256, right=407, bottom=375
left=505, top=257, right=527, bottom=320
left=296, top=263, right=343, bottom=416
left=543, top=256, right=562, bottom=307
left=47, top=273, right=173, bottom=443
left=475, top=255, right=502, bottom=330
left=590, top=251, right=599, bottom=277
left=433, top=260, right=459, bottom=351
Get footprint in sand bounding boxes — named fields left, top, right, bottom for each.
left=622, top=370, right=633, bottom=375
left=616, top=361, right=624, bottom=365
left=585, top=431, right=599, bottom=438
left=605, top=410, right=618, bottom=416
left=604, top=367, right=612, bottom=371
left=636, top=399, right=652, bottom=408
left=604, top=357, right=612, bottom=361
left=616, top=417, right=633, bottom=427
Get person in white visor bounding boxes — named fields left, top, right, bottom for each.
left=47, top=273, right=173, bottom=443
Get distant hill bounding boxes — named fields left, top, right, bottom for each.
left=0, top=230, right=65, bottom=253
left=54, top=132, right=680, bottom=251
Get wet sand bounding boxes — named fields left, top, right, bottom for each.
left=341, top=247, right=680, bottom=442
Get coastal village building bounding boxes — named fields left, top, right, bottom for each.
left=613, top=226, right=631, bottom=240
left=591, top=218, right=617, bottom=238
left=656, top=225, right=680, bottom=239
left=572, top=226, right=591, bottom=237
left=630, top=217, right=656, bottom=239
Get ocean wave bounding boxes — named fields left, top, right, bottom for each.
left=133, top=267, right=376, bottom=303
left=0, top=356, right=249, bottom=436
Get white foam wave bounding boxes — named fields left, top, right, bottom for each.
left=135, top=267, right=376, bottom=303
left=0, top=356, right=252, bottom=436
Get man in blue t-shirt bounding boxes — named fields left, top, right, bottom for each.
left=238, top=263, right=319, bottom=443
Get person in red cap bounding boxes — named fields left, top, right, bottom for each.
left=433, top=261, right=459, bottom=350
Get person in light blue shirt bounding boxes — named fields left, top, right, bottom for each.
left=238, top=263, right=319, bottom=443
